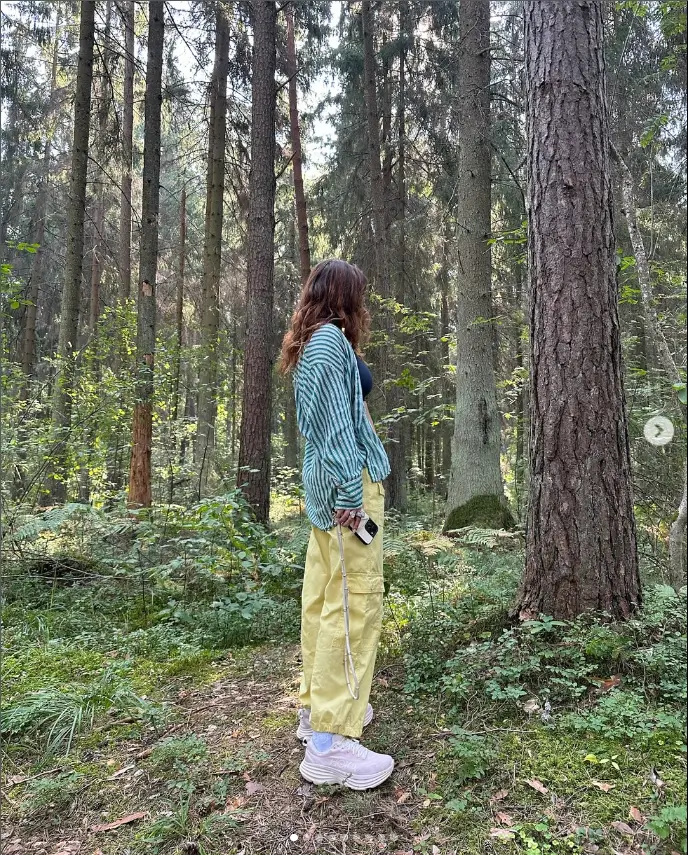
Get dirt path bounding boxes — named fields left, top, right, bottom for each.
left=3, top=645, right=440, bottom=855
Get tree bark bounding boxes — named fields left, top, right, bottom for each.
left=669, top=471, right=687, bottom=589
left=237, top=0, right=277, bottom=523
left=196, top=2, right=230, bottom=489
left=128, top=1, right=164, bottom=509
left=361, top=0, right=406, bottom=509
left=285, top=5, right=311, bottom=285
left=445, top=0, right=510, bottom=532
left=20, top=7, right=60, bottom=399
left=169, top=186, right=186, bottom=503
left=44, top=1, right=96, bottom=504
left=118, top=0, right=135, bottom=304
left=516, top=0, right=640, bottom=621
left=611, top=144, right=686, bottom=587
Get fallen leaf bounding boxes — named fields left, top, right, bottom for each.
left=525, top=778, right=549, bottom=795
left=496, top=811, right=514, bottom=826
left=611, top=821, right=634, bottom=836
left=245, top=781, right=264, bottom=796
left=596, top=676, right=622, bottom=692
left=523, top=698, right=541, bottom=714
left=490, top=829, right=516, bottom=840
left=490, top=789, right=510, bottom=803
left=54, top=843, right=81, bottom=855
left=396, top=790, right=412, bottom=805
left=107, top=764, right=135, bottom=780
left=592, top=781, right=616, bottom=792
left=296, top=784, right=313, bottom=797
left=90, top=812, right=146, bottom=833
left=225, top=795, right=247, bottom=811
left=629, top=806, right=644, bottom=824
left=432, top=846, right=441, bottom=855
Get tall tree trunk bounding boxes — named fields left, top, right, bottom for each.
left=118, top=0, right=135, bottom=304
left=611, top=144, right=686, bottom=587
left=439, top=226, right=453, bottom=491
left=196, top=3, right=230, bottom=490
left=43, top=1, right=96, bottom=504
left=88, top=0, right=112, bottom=341
left=169, top=186, right=186, bottom=503
left=20, top=8, right=60, bottom=399
left=237, top=0, right=277, bottom=523
left=516, top=0, right=640, bottom=621
left=127, top=1, right=164, bottom=509
left=361, top=0, right=405, bottom=510
left=285, top=5, right=310, bottom=285
left=445, top=0, right=509, bottom=532
left=284, top=218, right=299, bottom=471
left=669, top=472, right=687, bottom=589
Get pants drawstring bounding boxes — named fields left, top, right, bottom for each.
left=336, top=523, right=361, bottom=701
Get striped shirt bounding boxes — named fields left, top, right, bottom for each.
left=293, top=323, right=391, bottom=530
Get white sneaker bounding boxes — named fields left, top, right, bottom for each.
left=296, top=704, right=374, bottom=744
left=299, top=735, right=394, bottom=790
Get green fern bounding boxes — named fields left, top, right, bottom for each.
left=8, top=503, right=103, bottom=543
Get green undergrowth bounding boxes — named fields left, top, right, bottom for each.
left=1, top=494, right=686, bottom=852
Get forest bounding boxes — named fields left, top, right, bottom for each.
left=0, top=0, right=686, bottom=853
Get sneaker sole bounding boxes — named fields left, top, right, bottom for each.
left=299, top=756, right=394, bottom=791
left=296, top=707, right=374, bottom=744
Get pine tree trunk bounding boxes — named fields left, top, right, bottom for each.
left=237, top=0, right=277, bottom=523
left=445, top=0, right=509, bottom=532
left=169, top=186, right=186, bottom=503
left=361, top=0, right=405, bottom=509
left=516, top=0, right=640, bottom=620
left=44, top=1, right=96, bottom=504
left=128, top=1, right=164, bottom=509
left=196, top=3, right=230, bottom=489
left=285, top=6, right=310, bottom=285
left=118, top=0, right=135, bottom=304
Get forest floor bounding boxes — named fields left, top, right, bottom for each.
left=2, top=505, right=686, bottom=855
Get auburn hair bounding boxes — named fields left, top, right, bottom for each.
left=280, top=259, right=370, bottom=372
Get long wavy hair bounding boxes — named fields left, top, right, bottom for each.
left=280, top=259, right=370, bottom=372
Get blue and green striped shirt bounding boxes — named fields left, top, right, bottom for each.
left=293, top=323, right=390, bottom=530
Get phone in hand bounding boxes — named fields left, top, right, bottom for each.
left=353, top=513, right=378, bottom=545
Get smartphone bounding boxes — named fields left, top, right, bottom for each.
left=353, top=513, right=379, bottom=545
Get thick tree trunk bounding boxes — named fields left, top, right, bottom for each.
left=285, top=5, right=310, bottom=285
left=118, top=0, right=135, bottom=304
left=237, top=0, right=277, bottom=523
left=196, top=3, right=230, bottom=489
left=445, top=0, right=510, bottom=532
left=516, top=0, right=640, bottom=621
left=128, top=1, right=164, bottom=509
left=44, top=1, right=95, bottom=504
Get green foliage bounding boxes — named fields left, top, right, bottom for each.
left=445, top=728, right=498, bottom=784
left=646, top=805, right=688, bottom=853
left=1, top=666, right=167, bottom=755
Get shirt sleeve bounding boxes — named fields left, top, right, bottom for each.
left=301, top=333, right=363, bottom=510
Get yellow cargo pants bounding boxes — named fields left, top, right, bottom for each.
left=299, top=469, right=385, bottom=738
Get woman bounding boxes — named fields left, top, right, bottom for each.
left=280, top=259, right=394, bottom=790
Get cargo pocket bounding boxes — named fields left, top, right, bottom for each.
left=345, top=572, right=384, bottom=654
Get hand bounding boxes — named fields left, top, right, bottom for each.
left=334, top=507, right=364, bottom=531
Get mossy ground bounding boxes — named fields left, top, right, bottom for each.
left=2, top=523, right=685, bottom=855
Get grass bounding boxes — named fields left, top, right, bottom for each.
left=1, top=500, right=686, bottom=854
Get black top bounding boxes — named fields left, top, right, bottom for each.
left=356, top=354, right=373, bottom=400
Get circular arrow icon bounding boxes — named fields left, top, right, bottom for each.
left=643, top=416, right=674, bottom=447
